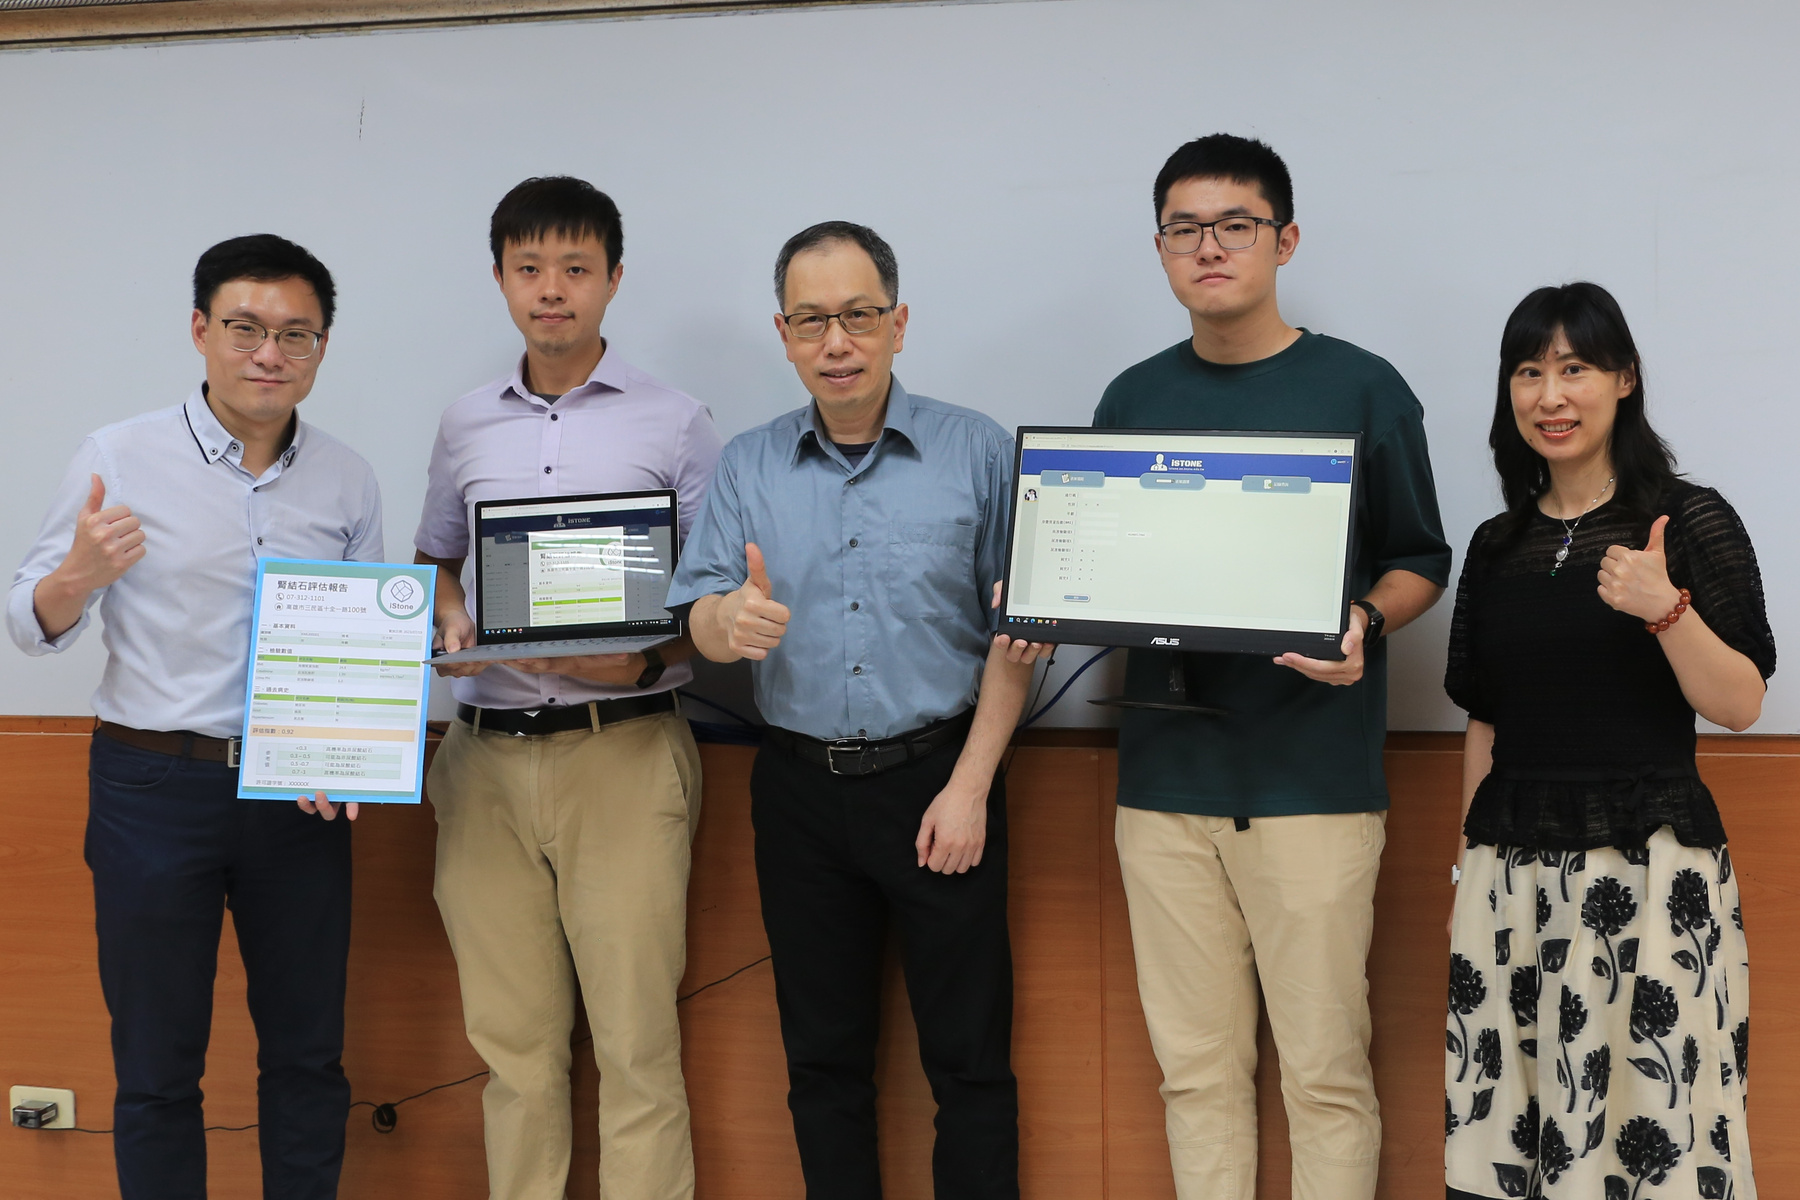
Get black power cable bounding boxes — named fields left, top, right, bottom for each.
left=1000, top=650, right=1059, bottom=778
left=350, top=1071, right=491, bottom=1135
left=67, top=657, right=1094, bottom=1140
left=66, top=954, right=776, bottom=1137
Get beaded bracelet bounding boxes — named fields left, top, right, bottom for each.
left=1645, top=588, right=1691, bottom=634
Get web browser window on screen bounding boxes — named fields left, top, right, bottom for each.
left=1006, top=430, right=1355, bottom=636
left=527, top=525, right=627, bottom=626
left=477, top=495, right=675, bottom=637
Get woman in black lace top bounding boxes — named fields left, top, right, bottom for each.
left=1442, top=283, right=1774, bottom=1200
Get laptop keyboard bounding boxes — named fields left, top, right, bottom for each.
left=494, top=637, right=649, bottom=654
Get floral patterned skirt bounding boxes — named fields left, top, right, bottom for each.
left=1445, top=828, right=1752, bottom=1200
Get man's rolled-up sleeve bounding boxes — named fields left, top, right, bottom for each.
left=8, top=439, right=107, bottom=655
left=666, top=446, right=748, bottom=608
left=413, top=422, right=469, bottom=561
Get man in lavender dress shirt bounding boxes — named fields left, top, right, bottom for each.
left=414, top=177, right=723, bottom=1200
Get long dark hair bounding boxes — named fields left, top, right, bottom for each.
left=1489, top=282, right=1679, bottom=542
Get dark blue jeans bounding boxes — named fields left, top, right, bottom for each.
left=86, top=731, right=353, bottom=1200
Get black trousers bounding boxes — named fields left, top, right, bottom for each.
left=750, top=734, right=1019, bottom=1200
left=85, top=732, right=353, bottom=1200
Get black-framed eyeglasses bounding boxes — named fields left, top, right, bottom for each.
left=1157, top=216, right=1285, bottom=254
left=211, top=316, right=325, bottom=360
left=780, top=305, right=896, bottom=339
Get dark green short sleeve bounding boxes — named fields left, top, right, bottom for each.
left=1364, top=399, right=1453, bottom=587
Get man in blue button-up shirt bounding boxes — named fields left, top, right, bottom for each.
left=668, top=222, right=1047, bottom=1199
left=8, top=236, right=381, bottom=1200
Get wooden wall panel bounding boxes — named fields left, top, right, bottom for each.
left=1365, top=740, right=1467, bottom=1194
left=2, top=724, right=1794, bottom=1199
left=676, top=747, right=801, bottom=1200
left=1006, top=747, right=1105, bottom=1191
left=1696, top=746, right=1800, bottom=1185
left=0, top=727, right=136, bottom=1190
left=335, top=793, right=489, bottom=1197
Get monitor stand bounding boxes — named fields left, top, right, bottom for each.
left=1089, top=653, right=1228, bottom=717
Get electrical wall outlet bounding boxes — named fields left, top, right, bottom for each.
left=10, top=1086, right=75, bottom=1130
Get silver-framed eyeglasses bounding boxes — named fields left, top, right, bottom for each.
left=780, top=305, right=896, bottom=339
left=1157, top=216, right=1285, bottom=254
left=212, top=316, right=325, bottom=360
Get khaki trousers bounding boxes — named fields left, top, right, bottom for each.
left=428, top=709, right=702, bottom=1200
left=1115, top=807, right=1386, bottom=1200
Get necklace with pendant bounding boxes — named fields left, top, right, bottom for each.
left=1550, top=476, right=1615, bottom=576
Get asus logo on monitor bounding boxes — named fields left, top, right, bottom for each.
left=1150, top=636, right=1181, bottom=646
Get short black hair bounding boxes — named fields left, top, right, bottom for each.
left=192, top=234, right=337, bottom=329
left=490, top=176, right=624, bottom=272
left=773, top=221, right=898, bottom=309
left=1153, top=134, right=1294, bottom=227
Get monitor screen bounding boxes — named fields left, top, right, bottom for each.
left=1000, top=428, right=1360, bottom=656
left=475, top=492, right=677, bottom=639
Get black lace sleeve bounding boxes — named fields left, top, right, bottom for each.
left=1443, top=520, right=1496, bottom=722
left=1666, top=484, right=1777, bottom=680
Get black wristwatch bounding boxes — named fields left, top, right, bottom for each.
left=1352, top=599, right=1386, bottom=642
left=634, top=646, right=667, bottom=690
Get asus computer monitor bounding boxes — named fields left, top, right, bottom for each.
left=998, top=427, right=1362, bottom=659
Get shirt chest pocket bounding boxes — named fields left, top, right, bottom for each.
left=886, top=520, right=978, bottom=619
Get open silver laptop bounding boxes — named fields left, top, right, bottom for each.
left=431, top=489, right=681, bottom=665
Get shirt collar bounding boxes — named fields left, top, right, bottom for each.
left=183, top=388, right=304, bottom=473
left=789, top=375, right=917, bottom=468
left=500, top=346, right=631, bottom=408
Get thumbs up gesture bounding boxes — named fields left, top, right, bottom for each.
left=1598, top=515, right=1682, bottom=622
left=32, top=474, right=148, bottom=642
left=719, top=542, right=791, bottom=661
left=62, top=474, right=146, bottom=591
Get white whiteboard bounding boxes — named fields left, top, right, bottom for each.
left=2, top=0, right=1794, bottom=732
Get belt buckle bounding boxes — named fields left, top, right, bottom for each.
left=825, top=737, right=872, bottom=776
left=226, top=737, right=242, bottom=769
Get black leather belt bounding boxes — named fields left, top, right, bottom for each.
left=96, top=721, right=240, bottom=766
left=457, top=692, right=675, bottom=737
left=762, top=710, right=973, bottom=777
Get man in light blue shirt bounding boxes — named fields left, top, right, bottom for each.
left=8, top=235, right=381, bottom=1200
left=673, top=373, right=1011, bottom=742
left=668, top=221, right=1047, bottom=1199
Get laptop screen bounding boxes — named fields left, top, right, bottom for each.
left=474, top=491, right=679, bottom=642
left=999, top=428, right=1360, bottom=657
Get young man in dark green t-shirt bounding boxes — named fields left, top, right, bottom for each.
left=1100, top=135, right=1451, bottom=1200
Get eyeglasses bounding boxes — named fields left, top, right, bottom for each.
left=212, top=316, right=325, bottom=360
left=780, top=305, right=896, bottom=339
left=1157, top=216, right=1285, bottom=255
